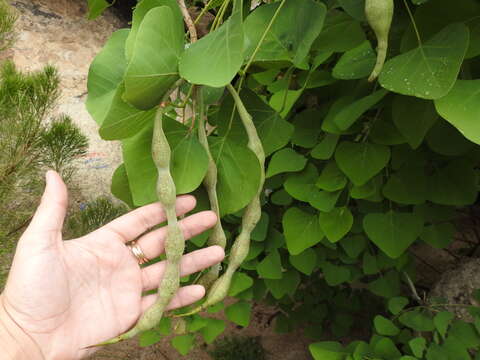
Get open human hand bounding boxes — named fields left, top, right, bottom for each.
left=0, top=171, right=224, bottom=360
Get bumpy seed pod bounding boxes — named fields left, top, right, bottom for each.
left=90, top=108, right=184, bottom=346
left=196, top=89, right=227, bottom=289
left=178, top=85, right=265, bottom=317
left=365, top=0, right=394, bottom=82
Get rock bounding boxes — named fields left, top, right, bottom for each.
left=430, top=258, right=480, bottom=321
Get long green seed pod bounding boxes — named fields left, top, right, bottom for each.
left=365, top=0, right=394, bottom=82
left=179, top=85, right=265, bottom=316
left=196, top=89, right=227, bottom=289
left=90, top=108, right=184, bottom=346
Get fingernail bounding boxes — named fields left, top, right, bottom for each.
left=45, top=170, right=54, bottom=185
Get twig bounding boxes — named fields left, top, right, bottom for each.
left=177, top=0, right=198, bottom=42
left=404, top=271, right=423, bottom=304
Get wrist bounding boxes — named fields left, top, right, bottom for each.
left=0, top=295, right=44, bottom=360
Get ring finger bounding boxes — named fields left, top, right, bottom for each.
left=134, top=210, right=217, bottom=261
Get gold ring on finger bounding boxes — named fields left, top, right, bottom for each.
left=127, top=241, right=150, bottom=265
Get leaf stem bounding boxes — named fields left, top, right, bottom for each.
left=402, top=0, right=422, bottom=46
left=177, top=0, right=198, bottom=42
left=237, top=0, right=287, bottom=91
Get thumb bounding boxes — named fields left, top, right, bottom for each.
left=26, top=170, right=68, bottom=236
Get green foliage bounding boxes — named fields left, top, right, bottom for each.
left=39, top=115, right=88, bottom=180
left=208, top=335, right=266, bottom=360
left=87, top=0, right=480, bottom=358
left=0, top=0, right=16, bottom=50
left=0, top=5, right=88, bottom=287
left=65, top=197, right=128, bottom=239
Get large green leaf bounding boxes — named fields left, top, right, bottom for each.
left=291, top=109, right=323, bottom=148
left=209, top=137, right=261, bottom=215
left=379, top=23, right=469, bottom=100
left=311, top=134, right=339, bottom=160
left=284, top=164, right=319, bottom=202
left=225, top=301, right=251, bottom=327
left=111, top=164, right=134, bottom=208
left=283, top=207, right=324, bottom=255
left=313, top=11, right=365, bottom=53
left=171, top=334, right=195, bottom=356
left=99, top=83, right=156, bottom=140
left=309, top=190, right=342, bottom=213
left=266, top=148, right=307, bottom=178
left=333, top=89, right=388, bottom=130
left=421, top=223, right=455, bottom=249
left=435, top=80, right=480, bottom=145
left=257, top=249, right=282, bottom=279
left=217, top=89, right=293, bottom=156
left=309, top=341, right=346, bottom=360
left=374, top=316, right=400, bottom=336
left=264, top=269, right=300, bottom=299
left=363, top=211, right=424, bottom=258
left=122, top=118, right=209, bottom=206
left=289, top=248, right=317, bottom=275
left=86, top=29, right=129, bottom=126
left=332, top=40, right=376, bottom=80
left=401, top=0, right=480, bottom=58
left=425, top=119, right=475, bottom=156
left=392, top=95, right=438, bottom=149
left=427, top=159, right=478, bottom=206
left=123, top=6, right=184, bottom=110
left=316, top=161, right=347, bottom=192
left=319, top=207, right=353, bottom=243
left=382, top=163, right=427, bottom=205
left=321, top=262, right=351, bottom=286
left=244, top=0, right=326, bottom=68
left=335, top=141, right=391, bottom=186
left=179, top=11, right=244, bottom=87
left=125, top=0, right=182, bottom=61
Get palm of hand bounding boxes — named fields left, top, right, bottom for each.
left=1, top=172, right=222, bottom=359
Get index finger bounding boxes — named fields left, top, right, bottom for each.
left=93, top=195, right=196, bottom=243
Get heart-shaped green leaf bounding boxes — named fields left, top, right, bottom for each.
left=284, top=164, right=318, bottom=202
left=266, top=148, right=307, bottom=178
left=333, top=40, right=376, bottom=80
left=427, top=159, right=477, bottom=206
left=179, top=11, right=244, bottom=87
left=124, top=6, right=184, bottom=110
left=244, top=0, right=327, bottom=68
left=289, top=248, right=317, bottom=275
left=257, top=250, right=282, bottom=279
left=335, top=141, right=391, bottom=186
left=319, top=207, right=353, bottom=243
left=122, top=118, right=209, bottom=206
left=321, top=262, right=351, bottom=286
left=210, top=137, right=261, bottom=215
left=225, top=301, right=251, bottom=327
left=125, top=0, right=182, bottom=61
left=382, top=163, right=427, bottom=205
left=363, top=211, right=424, bottom=258
left=333, top=89, right=388, bottom=130
left=86, top=29, right=129, bottom=126
left=316, top=161, right=347, bottom=192
left=379, top=23, right=469, bottom=99
left=283, top=207, right=324, bottom=255
left=435, top=80, right=480, bottom=145
left=392, top=95, right=438, bottom=149
left=99, top=83, right=156, bottom=140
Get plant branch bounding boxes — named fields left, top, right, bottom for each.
left=177, top=0, right=198, bottom=42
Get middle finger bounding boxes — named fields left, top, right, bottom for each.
left=141, top=246, right=225, bottom=292
left=134, top=210, right=217, bottom=261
